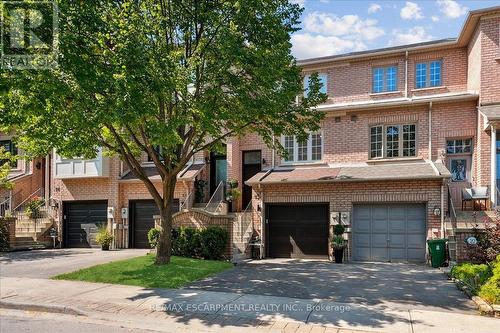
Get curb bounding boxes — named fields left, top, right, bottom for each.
left=0, top=300, right=87, bottom=316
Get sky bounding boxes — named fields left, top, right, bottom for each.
left=291, top=0, right=499, bottom=59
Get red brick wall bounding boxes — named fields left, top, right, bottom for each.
left=52, top=156, right=203, bottom=247
left=250, top=179, right=443, bottom=260
left=480, top=16, right=500, bottom=105
left=303, top=46, right=468, bottom=105
left=1, top=157, right=45, bottom=207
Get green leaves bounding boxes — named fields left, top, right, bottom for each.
left=1, top=0, right=325, bottom=197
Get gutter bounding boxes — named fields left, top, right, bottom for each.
left=315, top=92, right=478, bottom=113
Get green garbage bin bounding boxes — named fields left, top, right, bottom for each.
left=427, top=239, right=447, bottom=268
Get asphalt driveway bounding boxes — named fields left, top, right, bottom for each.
left=186, top=259, right=476, bottom=313
left=0, top=248, right=148, bottom=278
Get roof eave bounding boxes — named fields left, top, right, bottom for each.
left=246, top=174, right=449, bottom=186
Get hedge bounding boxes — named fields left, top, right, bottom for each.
left=149, top=226, right=228, bottom=260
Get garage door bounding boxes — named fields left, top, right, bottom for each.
left=352, top=204, right=426, bottom=262
left=267, top=204, right=329, bottom=258
left=129, top=199, right=179, bottom=248
left=64, top=201, right=108, bottom=248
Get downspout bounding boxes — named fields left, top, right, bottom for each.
left=441, top=180, right=445, bottom=238
left=428, top=101, right=433, bottom=161
left=44, top=154, right=50, bottom=203
left=271, top=134, right=276, bottom=168
left=405, top=50, right=409, bottom=99
left=491, top=124, right=496, bottom=207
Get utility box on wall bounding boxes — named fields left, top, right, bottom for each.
left=107, top=207, right=115, bottom=219
left=121, top=207, right=128, bottom=219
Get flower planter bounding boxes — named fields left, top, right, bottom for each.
left=334, top=248, right=344, bottom=263
left=101, top=244, right=110, bottom=251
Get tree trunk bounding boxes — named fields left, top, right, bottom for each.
left=155, top=177, right=177, bottom=265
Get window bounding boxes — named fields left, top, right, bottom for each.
left=402, top=125, right=416, bottom=157
left=370, top=126, right=383, bottom=158
left=446, top=138, right=472, bottom=154
left=415, top=60, right=442, bottom=88
left=284, top=135, right=294, bottom=162
left=369, top=124, right=417, bottom=159
left=304, top=73, right=328, bottom=97
left=372, top=66, right=397, bottom=93
left=0, top=140, right=18, bottom=167
left=282, top=132, right=323, bottom=163
left=147, top=146, right=163, bottom=162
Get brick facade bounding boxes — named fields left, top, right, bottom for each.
left=44, top=7, right=500, bottom=262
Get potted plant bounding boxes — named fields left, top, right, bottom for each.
left=25, top=196, right=44, bottom=219
left=95, top=226, right=113, bottom=251
left=332, top=224, right=346, bottom=263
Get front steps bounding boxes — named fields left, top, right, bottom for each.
left=7, top=209, right=55, bottom=250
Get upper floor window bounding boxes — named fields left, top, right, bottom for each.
left=372, top=66, right=397, bottom=93
left=282, top=132, right=323, bottom=163
left=147, top=146, right=163, bottom=162
left=304, top=74, right=328, bottom=97
left=415, top=60, right=442, bottom=89
left=0, top=140, right=18, bottom=167
left=446, top=138, right=472, bottom=154
left=370, top=124, right=416, bottom=159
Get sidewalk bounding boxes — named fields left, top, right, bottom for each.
left=1, top=277, right=498, bottom=333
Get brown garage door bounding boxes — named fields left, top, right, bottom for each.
left=266, top=203, right=329, bottom=258
left=129, top=200, right=179, bottom=249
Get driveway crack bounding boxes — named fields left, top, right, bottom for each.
left=305, top=300, right=319, bottom=324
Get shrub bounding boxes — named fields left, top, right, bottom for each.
left=451, top=262, right=492, bottom=294
left=479, top=256, right=500, bottom=304
left=465, top=216, right=500, bottom=263
left=25, top=196, right=44, bottom=219
left=95, top=226, right=113, bottom=248
left=333, top=224, right=345, bottom=236
left=171, top=226, right=228, bottom=260
left=147, top=228, right=161, bottom=249
left=331, top=235, right=345, bottom=250
left=199, top=227, right=228, bottom=260
left=0, top=219, right=9, bottom=251
left=172, top=226, right=201, bottom=257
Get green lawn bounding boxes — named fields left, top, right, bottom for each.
left=53, top=255, right=233, bottom=289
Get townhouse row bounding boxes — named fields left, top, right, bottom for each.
left=2, top=5, right=500, bottom=262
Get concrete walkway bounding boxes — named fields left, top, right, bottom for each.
left=1, top=277, right=497, bottom=333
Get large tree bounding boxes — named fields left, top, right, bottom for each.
left=1, top=0, right=325, bottom=264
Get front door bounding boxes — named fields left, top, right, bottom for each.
left=210, top=152, right=227, bottom=196
left=242, top=150, right=261, bottom=209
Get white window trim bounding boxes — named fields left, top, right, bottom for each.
left=415, top=60, right=443, bottom=88
left=281, top=131, right=324, bottom=165
left=369, top=124, right=417, bottom=160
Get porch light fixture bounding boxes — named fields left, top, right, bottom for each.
left=433, top=206, right=441, bottom=217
